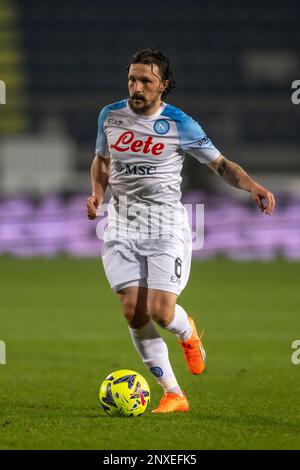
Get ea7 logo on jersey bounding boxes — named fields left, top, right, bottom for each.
left=108, top=118, right=123, bottom=126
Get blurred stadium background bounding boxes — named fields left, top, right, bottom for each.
left=1, top=0, right=300, bottom=450
left=0, top=0, right=300, bottom=258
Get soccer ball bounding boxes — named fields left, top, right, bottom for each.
left=99, top=369, right=150, bottom=417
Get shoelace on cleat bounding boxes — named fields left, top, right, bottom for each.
left=159, top=393, right=181, bottom=404
left=183, top=337, right=205, bottom=361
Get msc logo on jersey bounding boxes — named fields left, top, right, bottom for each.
left=114, top=161, right=125, bottom=173
left=154, top=119, right=170, bottom=135
left=114, top=161, right=156, bottom=176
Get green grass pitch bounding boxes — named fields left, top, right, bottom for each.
left=0, top=257, right=300, bottom=450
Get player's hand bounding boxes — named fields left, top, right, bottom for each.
left=86, top=195, right=100, bottom=220
left=250, top=183, right=276, bottom=215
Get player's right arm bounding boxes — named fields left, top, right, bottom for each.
left=87, top=106, right=111, bottom=220
left=87, top=155, right=110, bottom=220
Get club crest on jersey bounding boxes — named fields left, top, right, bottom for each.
left=154, top=119, right=170, bottom=135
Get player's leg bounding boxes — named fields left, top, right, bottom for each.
left=146, top=234, right=206, bottom=377
left=101, top=236, right=190, bottom=412
left=147, top=289, right=192, bottom=341
left=144, top=289, right=190, bottom=413
left=148, top=289, right=206, bottom=375
left=117, top=285, right=149, bottom=329
left=117, top=285, right=185, bottom=402
left=146, top=288, right=205, bottom=413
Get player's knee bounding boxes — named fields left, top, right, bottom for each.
left=148, top=293, right=176, bottom=327
left=121, top=298, right=138, bottom=323
left=121, top=297, right=148, bottom=329
left=148, top=291, right=177, bottom=327
left=149, top=304, right=174, bottom=328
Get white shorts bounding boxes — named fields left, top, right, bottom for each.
left=101, top=230, right=192, bottom=296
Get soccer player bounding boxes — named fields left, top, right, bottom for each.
left=87, top=48, right=275, bottom=413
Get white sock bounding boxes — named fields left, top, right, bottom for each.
left=163, top=304, right=192, bottom=342
left=128, top=321, right=183, bottom=396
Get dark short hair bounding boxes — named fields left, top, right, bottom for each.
left=127, top=48, right=176, bottom=98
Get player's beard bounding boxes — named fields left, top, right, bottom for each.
left=128, top=94, right=160, bottom=115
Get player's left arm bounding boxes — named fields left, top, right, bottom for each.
left=208, top=155, right=276, bottom=215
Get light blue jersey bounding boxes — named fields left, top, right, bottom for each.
left=96, top=99, right=220, bottom=207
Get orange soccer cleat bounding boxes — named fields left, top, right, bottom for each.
left=151, top=392, right=189, bottom=414
left=179, top=316, right=206, bottom=375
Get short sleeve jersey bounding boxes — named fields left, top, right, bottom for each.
left=95, top=99, right=220, bottom=206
